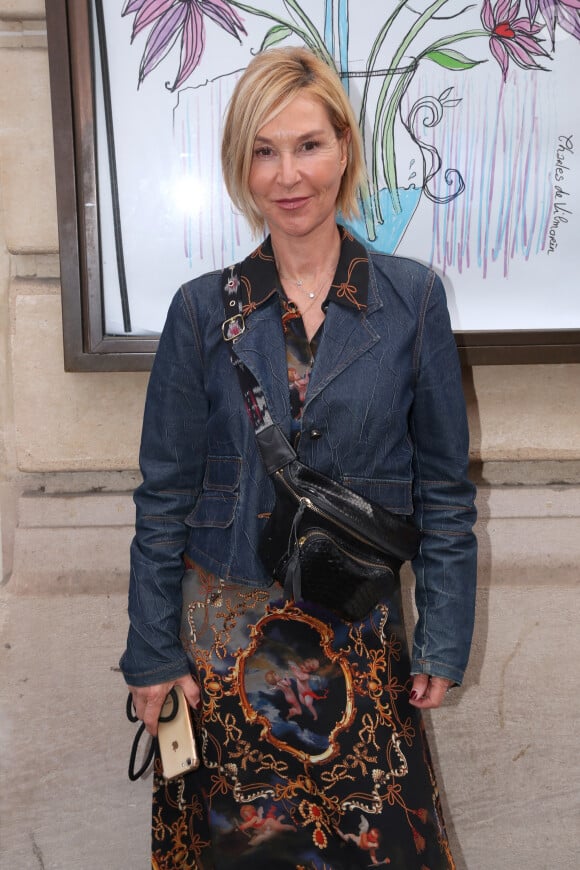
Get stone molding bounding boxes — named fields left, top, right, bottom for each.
left=7, top=483, right=580, bottom=595
left=0, top=19, right=47, bottom=49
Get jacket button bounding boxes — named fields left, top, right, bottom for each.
left=310, top=428, right=322, bottom=440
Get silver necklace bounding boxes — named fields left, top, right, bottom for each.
left=281, top=275, right=320, bottom=299
left=279, top=264, right=336, bottom=300
left=294, top=278, right=317, bottom=299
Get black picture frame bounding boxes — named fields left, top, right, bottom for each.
left=46, top=0, right=580, bottom=370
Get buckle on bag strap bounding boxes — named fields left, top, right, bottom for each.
left=222, top=265, right=245, bottom=341
left=222, top=312, right=245, bottom=341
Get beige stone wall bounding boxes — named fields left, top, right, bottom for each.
left=0, top=10, right=148, bottom=587
left=0, top=5, right=579, bottom=869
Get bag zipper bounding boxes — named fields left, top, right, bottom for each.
left=297, top=529, right=392, bottom=570
left=274, top=469, right=385, bottom=552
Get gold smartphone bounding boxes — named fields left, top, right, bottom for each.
left=157, top=685, right=200, bottom=780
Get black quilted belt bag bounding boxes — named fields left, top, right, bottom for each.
left=256, top=423, right=421, bottom=621
left=220, top=263, right=421, bottom=621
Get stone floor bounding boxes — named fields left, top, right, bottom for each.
left=0, top=592, right=150, bottom=870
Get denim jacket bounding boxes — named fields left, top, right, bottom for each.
left=120, top=232, right=477, bottom=688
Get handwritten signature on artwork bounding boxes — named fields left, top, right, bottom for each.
left=548, top=135, right=574, bottom=255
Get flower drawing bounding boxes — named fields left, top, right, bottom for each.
left=535, top=0, right=580, bottom=48
left=122, top=0, right=246, bottom=90
left=481, top=0, right=550, bottom=79
left=121, top=0, right=574, bottom=265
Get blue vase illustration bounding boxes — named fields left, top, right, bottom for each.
left=345, top=186, right=423, bottom=254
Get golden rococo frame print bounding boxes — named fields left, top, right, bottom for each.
left=46, top=0, right=580, bottom=370
left=235, top=605, right=356, bottom=765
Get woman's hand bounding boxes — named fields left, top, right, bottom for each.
left=128, top=673, right=201, bottom=736
left=409, top=674, right=453, bottom=709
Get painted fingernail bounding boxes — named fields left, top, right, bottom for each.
left=410, top=690, right=419, bottom=700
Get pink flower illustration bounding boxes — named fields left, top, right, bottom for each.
left=481, top=0, right=551, bottom=79
left=536, top=0, right=580, bottom=48
left=122, top=0, right=246, bottom=90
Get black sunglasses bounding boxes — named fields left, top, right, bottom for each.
left=126, top=688, right=179, bottom=781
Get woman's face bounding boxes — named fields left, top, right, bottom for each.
left=248, top=94, right=348, bottom=242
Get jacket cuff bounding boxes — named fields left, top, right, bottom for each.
left=410, top=657, right=465, bottom=686
left=119, top=652, right=191, bottom=688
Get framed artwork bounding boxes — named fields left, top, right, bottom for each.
left=46, top=0, right=580, bottom=370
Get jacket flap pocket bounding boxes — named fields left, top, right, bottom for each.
left=341, top=477, right=413, bottom=515
left=203, top=456, right=241, bottom=492
left=185, top=492, right=237, bottom=528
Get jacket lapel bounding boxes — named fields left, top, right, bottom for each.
left=304, top=300, right=381, bottom=409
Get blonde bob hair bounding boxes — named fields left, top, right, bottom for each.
left=221, top=46, right=366, bottom=236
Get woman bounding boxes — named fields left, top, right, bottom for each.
left=122, top=46, right=477, bottom=869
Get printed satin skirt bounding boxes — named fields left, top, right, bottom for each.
left=151, top=565, right=455, bottom=870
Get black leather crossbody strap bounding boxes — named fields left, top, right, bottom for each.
left=255, top=424, right=296, bottom=473
left=219, top=265, right=303, bottom=469
left=220, top=264, right=275, bottom=434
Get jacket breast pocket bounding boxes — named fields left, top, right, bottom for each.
left=185, top=456, right=241, bottom=529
